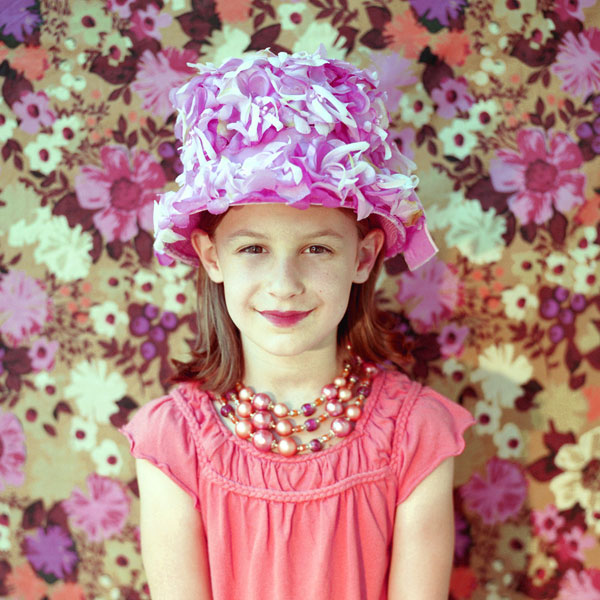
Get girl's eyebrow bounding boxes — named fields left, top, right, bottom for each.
left=225, top=228, right=345, bottom=242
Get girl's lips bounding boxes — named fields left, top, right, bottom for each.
left=259, top=310, right=313, bottom=327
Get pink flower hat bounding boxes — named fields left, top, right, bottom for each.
left=154, top=48, right=437, bottom=270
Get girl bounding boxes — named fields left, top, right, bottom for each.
left=122, top=49, right=475, bottom=600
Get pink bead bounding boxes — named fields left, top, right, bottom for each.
left=272, top=403, right=289, bottom=418
left=275, top=419, right=293, bottom=437
left=338, top=388, right=352, bottom=401
left=363, top=363, right=378, bottom=376
left=334, top=376, right=347, bottom=387
left=321, top=384, right=338, bottom=399
left=345, top=404, right=362, bottom=421
left=331, top=418, right=352, bottom=437
left=252, top=410, right=273, bottom=429
left=278, top=437, right=297, bottom=457
left=325, top=400, right=344, bottom=417
left=237, top=401, right=253, bottom=418
left=235, top=420, right=253, bottom=439
left=253, top=430, right=274, bottom=451
left=238, top=387, right=253, bottom=401
left=253, top=392, right=271, bottom=411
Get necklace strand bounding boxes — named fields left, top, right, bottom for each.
left=216, top=356, right=378, bottom=456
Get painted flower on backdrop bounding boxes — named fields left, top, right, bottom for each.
left=367, top=52, right=418, bottom=112
left=68, top=0, right=112, bottom=46
left=131, top=4, right=173, bottom=41
left=74, top=145, right=166, bottom=244
left=552, top=27, right=600, bottom=99
left=431, top=77, right=474, bottom=119
left=556, top=526, right=596, bottom=563
left=64, top=360, right=127, bottom=423
left=555, top=0, right=597, bottom=22
left=202, top=25, right=252, bottom=69
left=549, top=426, right=600, bottom=535
left=292, top=21, right=347, bottom=59
left=460, top=457, right=528, bottom=525
left=437, top=322, right=469, bottom=357
left=0, top=0, right=42, bottom=41
left=63, top=473, right=130, bottom=542
left=0, top=410, right=26, bottom=492
left=0, top=270, right=53, bottom=347
left=470, top=343, right=533, bottom=408
left=438, top=119, right=478, bottom=160
left=558, top=568, right=600, bottom=599
left=408, top=0, right=468, bottom=26
left=12, top=91, right=56, bottom=135
left=396, top=256, right=461, bottom=332
left=489, top=128, right=585, bottom=226
left=24, top=526, right=78, bottom=580
left=27, top=337, right=59, bottom=371
left=384, top=10, right=430, bottom=59
left=532, top=504, right=565, bottom=544
left=132, top=48, right=197, bottom=119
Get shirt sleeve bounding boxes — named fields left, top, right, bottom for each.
left=120, top=393, right=200, bottom=508
left=394, top=385, right=475, bottom=505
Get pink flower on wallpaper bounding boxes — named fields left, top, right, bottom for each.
left=27, top=336, right=59, bottom=371
left=106, top=0, right=136, bottom=18
left=24, top=526, right=78, bottom=579
left=63, top=473, right=130, bottom=542
left=554, top=0, right=597, bottom=22
left=131, top=4, right=172, bottom=41
left=437, top=322, right=469, bottom=357
left=489, top=128, right=585, bottom=225
left=558, top=568, right=600, bottom=600
left=396, top=256, right=461, bottom=332
left=552, top=27, right=600, bottom=99
left=460, top=457, right=528, bottom=525
left=531, top=504, right=565, bottom=543
left=367, top=53, right=418, bottom=111
left=390, top=126, right=416, bottom=160
left=75, top=145, right=166, bottom=243
left=12, top=90, right=56, bottom=134
left=557, top=526, right=596, bottom=562
left=132, top=48, right=197, bottom=119
left=408, top=0, right=468, bottom=26
left=0, top=409, right=26, bottom=491
left=431, top=77, right=474, bottom=119
left=0, top=269, right=53, bottom=347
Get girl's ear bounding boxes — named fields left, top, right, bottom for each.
left=191, top=230, right=224, bottom=283
left=353, top=228, right=385, bottom=284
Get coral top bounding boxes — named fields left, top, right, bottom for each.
left=122, top=370, right=474, bottom=600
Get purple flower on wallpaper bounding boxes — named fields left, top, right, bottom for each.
left=460, top=457, right=528, bottom=525
left=557, top=527, right=596, bottom=563
left=552, top=27, right=600, bottom=99
left=12, top=91, right=56, bottom=135
left=132, top=48, right=197, bottom=119
left=106, top=0, right=136, bottom=18
left=0, top=270, right=53, bottom=347
left=531, top=503, right=565, bottom=544
left=27, top=336, right=59, bottom=371
left=367, top=53, right=418, bottom=111
left=390, top=127, right=416, bottom=160
left=437, top=322, right=469, bottom=357
left=24, top=526, right=78, bottom=579
left=396, top=256, right=461, bottom=332
left=0, top=0, right=41, bottom=41
left=454, top=511, right=470, bottom=559
left=554, top=0, right=597, bottom=22
left=408, top=0, right=468, bottom=26
left=74, top=145, right=166, bottom=243
left=0, top=409, right=26, bottom=491
left=63, top=473, right=130, bottom=542
left=131, top=4, right=172, bottom=41
left=558, top=568, right=600, bottom=600
left=489, top=128, right=585, bottom=225
left=431, top=77, right=474, bottom=119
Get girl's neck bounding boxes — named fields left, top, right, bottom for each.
left=241, top=345, right=343, bottom=409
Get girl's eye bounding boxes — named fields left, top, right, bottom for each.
left=240, top=245, right=265, bottom=254
left=306, top=245, right=331, bottom=254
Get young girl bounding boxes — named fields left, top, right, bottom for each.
left=122, top=49, right=475, bottom=600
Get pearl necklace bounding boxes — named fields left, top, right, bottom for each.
left=215, top=357, right=378, bottom=457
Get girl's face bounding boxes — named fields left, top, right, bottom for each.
left=192, top=204, right=384, bottom=362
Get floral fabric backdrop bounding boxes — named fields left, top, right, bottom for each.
left=0, top=0, right=599, bottom=598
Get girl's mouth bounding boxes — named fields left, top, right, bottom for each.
left=259, top=310, right=313, bottom=327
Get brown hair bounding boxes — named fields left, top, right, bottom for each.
left=169, top=211, right=412, bottom=393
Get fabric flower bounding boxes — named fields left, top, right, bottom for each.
left=0, top=0, right=41, bottom=41
left=408, top=0, right=468, bottom=26
left=91, top=439, right=124, bottom=476
left=490, top=128, right=585, bottom=225
left=0, top=270, right=53, bottom=347
left=131, top=4, right=173, bottom=41
left=27, top=337, right=59, bottom=371
left=23, top=133, right=64, bottom=175
left=501, top=283, right=539, bottom=320
left=437, top=322, right=469, bottom=357
left=437, top=119, right=478, bottom=160
left=552, top=28, right=600, bottom=99
left=75, top=145, right=166, bottom=243
left=493, top=422, right=525, bottom=459
left=556, top=526, right=596, bottom=562
left=12, top=91, right=56, bottom=135
left=0, top=410, right=26, bottom=492
left=532, top=504, right=565, bottom=544
left=431, top=77, right=474, bottom=119
left=24, top=526, right=78, bottom=579
left=63, top=473, right=130, bottom=542
left=473, top=401, right=502, bottom=435
left=132, top=48, right=197, bottom=119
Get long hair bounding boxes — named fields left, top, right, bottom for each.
left=169, top=211, right=412, bottom=394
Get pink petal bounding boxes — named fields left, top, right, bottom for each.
left=93, top=208, right=139, bottom=243
left=132, top=151, right=167, bottom=189
left=508, top=190, right=553, bottom=225
left=516, top=128, right=547, bottom=161
left=75, top=168, right=111, bottom=210
left=489, top=157, right=525, bottom=193
left=549, top=132, right=583, bottom=171
left=554, top=172, right=586, bottom=213
left=100, top=146, right=131, bottom=179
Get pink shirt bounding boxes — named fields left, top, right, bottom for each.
left=122, top=370, right=474, bottom=600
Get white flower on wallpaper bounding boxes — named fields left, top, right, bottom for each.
left=64, top=360, right=127, bottom=424
left=471, top=344, right=534, bottom=408
left=91, top=439, right=124, bottom=477
left=89, top=301, right=129, bottom=338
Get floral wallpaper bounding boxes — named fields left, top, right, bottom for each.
left=0, top=0, right=599, bottom=598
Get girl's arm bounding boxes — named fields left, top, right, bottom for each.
left=387, top=457, right=455, bottom=600
left=135, top=458, right=213, bottom=600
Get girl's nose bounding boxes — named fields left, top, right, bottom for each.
left=267, top=256, right=304, bottom=299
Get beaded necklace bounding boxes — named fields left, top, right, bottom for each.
left=215, top=356, right=378, bottom=457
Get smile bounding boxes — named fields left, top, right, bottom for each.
left=259, top=310, right=313, bottom=327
